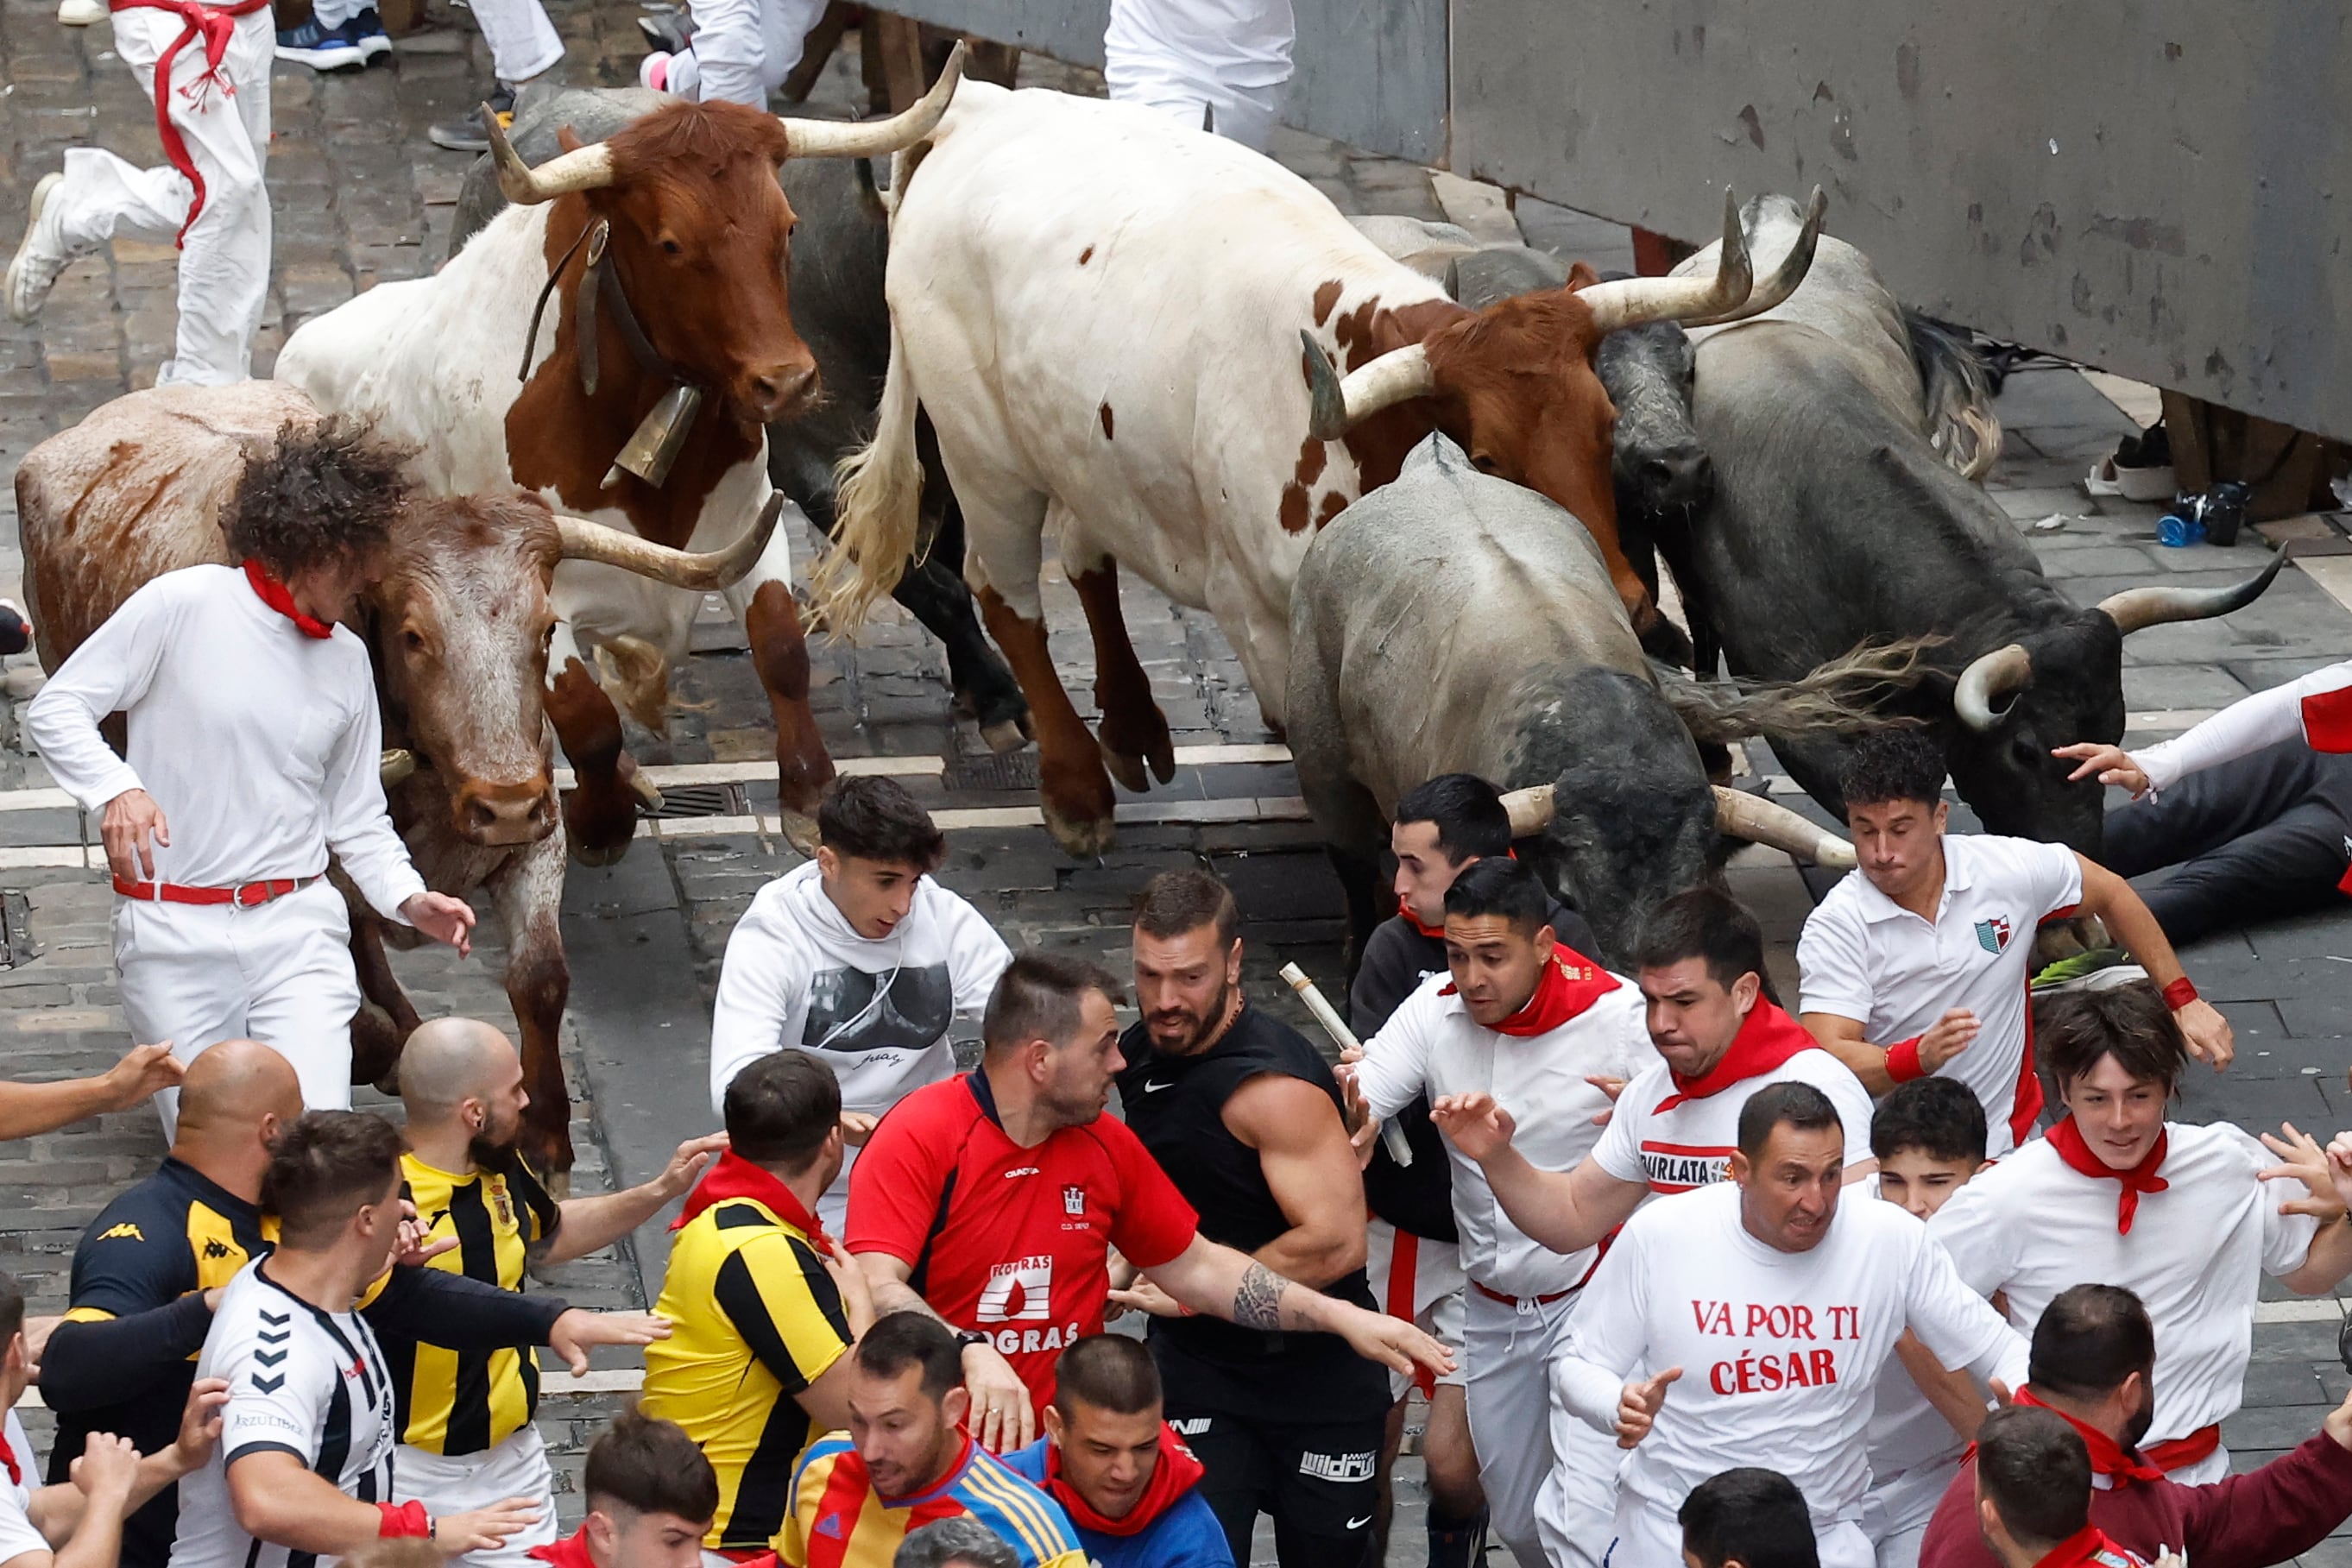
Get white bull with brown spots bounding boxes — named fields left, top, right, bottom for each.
left=815, top=82, right=1819, bottom=857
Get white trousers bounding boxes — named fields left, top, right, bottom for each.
left=48, top=3, right=272, bottom=386
left=665, top=0, right=826, bottom=108
left=1466, top=1286, right=1614, bottom=1568
left=1104, top=79, right=1283, bottom=151
left=115, top=878, right=360, bottom=1140
left=1604, top=1496, right=1871, bottom=1568
left=394, top=1426, right=561, bottom=1568
left=458, top=0, right=562, bottom=83
left=1365, top=1220, right=1468, bottom=1401
left=1862, top=1458, right=1958, bottom=1568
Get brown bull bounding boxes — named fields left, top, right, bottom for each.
left=16, top=382, right=779, bottom=1174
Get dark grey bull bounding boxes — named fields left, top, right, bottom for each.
left=1289, top=434, right=1905, bottom=966
left=1658, top=195, right=2276, bottom=852
left=449, top=88, right=1029, bottom=746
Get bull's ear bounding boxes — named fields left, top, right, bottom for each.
left=557, top=125, right=585, bottom=154
left=1565, top=261, right=1602, bottom=291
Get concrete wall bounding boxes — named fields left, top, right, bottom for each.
left=1450, top=4, right=2352, bottom=441
left=880, top=0, right=1447, bottom=161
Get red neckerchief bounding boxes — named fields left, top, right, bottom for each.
left=1651, top=998, right=1814, bottom=1113
left=2045, top=1117, right=2168, bottom=1235
left=1044, top=1423, right=1206, bottom=1536
left=242, top=559, right=335, bottom=639
left=672, top=1149, right=833, bottom=1249
left=2033, top=1522, right=2149, bottom=1568
left=1399, top=897, right=1445, bottom=940
left=1441, top=943, right=1619, bottom=1036
left=0, top=1426, right=18, bottom=1487
left=528, top=1527, right=596, bottom=1568
left=2302, top=684, right=2352, bottom=753
left=2010, top=1388, right=2165, bottom=1486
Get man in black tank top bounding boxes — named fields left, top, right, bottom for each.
left=1113, top=871, right=1392, bottom=1568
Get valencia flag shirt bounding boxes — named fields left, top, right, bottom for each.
left=846, top=1072, right=1198, bottom=1403
left=785, top=1431, right=1085, bottom=1568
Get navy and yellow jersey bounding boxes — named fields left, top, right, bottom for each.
left=385, top=1151, right=562, bottom=1456
left=42, top=1158, right=281, bottom=1568
left=641, top=1195, right=853, bottom=1552
left=784, top=1434, right=1086, bottom=1568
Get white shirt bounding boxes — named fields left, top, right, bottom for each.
left=1926, top=1122, right=2319, bottom=1450
left=1554, top=1181, right=2027, bottom=1527
left=0, top=1411, right=47, bottom=1565
left=1861, top=1183, right=1968, bottom=1507
left=1590, top=1014, right=1876, bottom=1194
left=1797, top=834, right=2084, bottom=1155
left=172, top=1259, right=398, bottom=1568
left=1104, top=0, right=1296, bottom=95
left=2136, top=658, right=2352, bottom=792
left=22, top=564, right=425, bottom=920
left=1356, top=964, right=1651, bottom=1296
left=708, top=860, right=1012, bottom=1118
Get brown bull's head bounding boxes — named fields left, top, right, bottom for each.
left=486, top=48, right=969, bottom=428
left=370, top=491, right=790, bottom=851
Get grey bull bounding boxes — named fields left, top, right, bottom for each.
left=447, top=86, right=1029, bottom=748
left=1289, top=434, right=1894, bottom=967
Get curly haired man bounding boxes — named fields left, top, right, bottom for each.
left=24, top=421, right=476, bottom=1135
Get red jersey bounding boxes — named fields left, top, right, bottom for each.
left=846, top=1073, right=1198, bottom=1401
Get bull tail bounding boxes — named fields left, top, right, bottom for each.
left=1653, top=636, right=1945, bottom=744
left=1905, top=310, right=2003, bottom=482
left=812, top=308, right=925, bottom=633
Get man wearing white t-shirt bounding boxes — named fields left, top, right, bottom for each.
left=0, top=1271, right=224, bottom=1568
left=1928, top=983, right=2352, bottom=1485
left=1431, top=888, right=1876, bottom=1261
left=1796, top=731, right=2229, bottom=1156
left=22, top=432, right=477, bottom=1137
left=1553, top=1083, right=2027, bottom=1568
left=708, top=776, right=1011, bottom=1231
left=1103, top=0, right=1296, bottom=151
left=1348, top=858, right=1650, bottom=1568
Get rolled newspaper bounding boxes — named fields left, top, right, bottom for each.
left=1279, top=961, right=1415, bottom=1167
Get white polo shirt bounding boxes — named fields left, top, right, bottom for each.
left=1553, top=1181, right=2027, bottom=1530
left=1926, top=1122, right=2319, bottom=1468
left=1797, top=834, right=2083, bottom=1155
left=0, top=1411, right=47, bottom=1565
left=1357, top=960, right=1651, bottom=1298
left=1590, top=1003, right=1876, bottom=1194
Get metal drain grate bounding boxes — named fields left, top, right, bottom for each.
left=943, top=751, right=1042, bottom=792
left=650, top=784, right=739, bottom=819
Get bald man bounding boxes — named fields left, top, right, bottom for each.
left=389, top=1018, right=723, bottom=1566
left=41, top=1041, right=670, bottom=1568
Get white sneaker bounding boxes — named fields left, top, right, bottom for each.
left=56, top=0, right=106, bottom=26
left=7, top=173, right=76, bottom=324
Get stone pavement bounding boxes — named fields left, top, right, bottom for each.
left=0, top=3, right=2350, bottom=1559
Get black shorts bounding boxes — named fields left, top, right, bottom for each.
left=1168, top=1404, right=1385, bottom=1568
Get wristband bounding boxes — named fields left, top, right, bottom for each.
left=1884, top=1037, right=1927, bottom=1083
left=2160, top=978, right=2198, bottom=1011
left=378, top=1502, right=432, bottom=1540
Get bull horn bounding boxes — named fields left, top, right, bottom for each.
left=484, top=108, right=616, bottom=205
left=381, top=749, right=417, bottom=787
left=1713, top=786, right=1857, bottom=869
left=780, top=40, right=964, bottom=160
left=1577, top=189, right=1752, bottom=334
left=1679, top=186, right=1827, bottom=327
left=2096, top=553, right=2285, bottom=635
left=1953, top=642, right=2034, bottom=733
left=1302, top=332, right=1438, bottom=441
left=556, top=493, right=785, bottom=590
left=1499, top=784, right=1555, bottom=837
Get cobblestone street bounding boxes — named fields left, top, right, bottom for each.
left=0, top=1, right=2349, bottom=1559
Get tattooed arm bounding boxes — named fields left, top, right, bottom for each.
left=1131, top=1237, right=1455, bottom=1378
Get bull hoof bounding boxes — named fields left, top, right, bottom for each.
left=981, top=718, right=1028, bottom=754
left=540, top=1167, right=571, bottom=1200
left=1101, top=741, right=1150, bottom=794
left=1044, top=806, right=1117, bottom=860
left=568, top=836, right=634, bottom=868
left=777, top=809, right=822, bottom=856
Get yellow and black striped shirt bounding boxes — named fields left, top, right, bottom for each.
left=388, top=1151, right=562, bottom=1457
left=642, top=1195, right=853, bottom=1552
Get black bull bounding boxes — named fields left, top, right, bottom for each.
left=448, top=87, right=1030, bottom=746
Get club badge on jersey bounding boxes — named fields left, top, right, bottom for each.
left=1976, top=916, right=2014, bottom=954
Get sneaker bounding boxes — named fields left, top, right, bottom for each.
left=348, top=7, right=391, bottom=62
left=636, top=10, right=690, bottom=53
left=56, top=0, right=106, bottom=26
left=637, top=48, right=670, bottom=91
left=7, top=173, right=78, bottom=324
left=275, top=16, right=366, bottom=68
left=429, top=82, right=514, bottom=152
left=0, top=600, right=28, bottom=659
